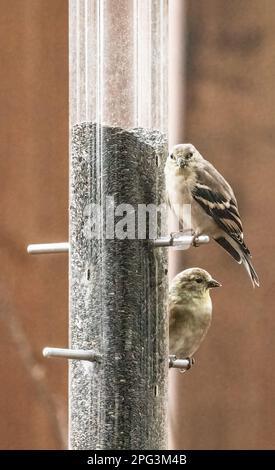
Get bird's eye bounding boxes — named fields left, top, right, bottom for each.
left=195, top=278, right=203, bottom=284
left=170, top=153, right=175, bottom=160
left=186, top=152, right=193, bottom=159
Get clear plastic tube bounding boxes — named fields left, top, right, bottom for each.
left=70, top=0, right=168, bottom=130
left=69, top=0, right=168, bottom=450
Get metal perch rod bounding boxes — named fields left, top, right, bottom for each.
left=27, top=242, right=70, bottom=254
left=153, top=233, right=209, bottom=247
left=43, top=347, right=100, bottom=362
left=169, top=356, right=194, bottom=370
left=43, top=348, right=192, bottom=371
left=27, top=234, right=209, bottom=254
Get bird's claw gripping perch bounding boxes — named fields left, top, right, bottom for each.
left=186, top=357, right=195, bottom=369
left=192, top=235, right=201, bottom=247
left=155, top=231, right=209, bottom=248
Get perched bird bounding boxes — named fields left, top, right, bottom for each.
left=165, top=143, right=259, bottom=287
left=169, top=268, right=221, bottom=360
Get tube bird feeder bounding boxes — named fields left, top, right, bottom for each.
left=69, top=0, right=169, bottom=449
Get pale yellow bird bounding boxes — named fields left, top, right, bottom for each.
left=169, top=268, right=221, bottom=360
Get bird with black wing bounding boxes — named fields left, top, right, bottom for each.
left=165, top=143, right=259, bottom=287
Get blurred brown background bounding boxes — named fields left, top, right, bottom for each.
left=0, top=0, right=274, bottom=449
left=0, top=0, right=68, bottom=449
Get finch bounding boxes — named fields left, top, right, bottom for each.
left=169, top=268, right=221, bottom=359
left=165, top=143, right=259, bottom=287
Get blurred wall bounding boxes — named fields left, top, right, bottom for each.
left=169, top=0, right=275, bottom=450
left=0, top=0, right=68, bottom=449
left=0, top=0, right=274, bottom=450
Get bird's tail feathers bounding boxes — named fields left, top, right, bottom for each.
left=241, top=251, right=260, bottom=288
left=215, top=237, right=242, bottom=263
left=214, top=236, right=259, bottom=287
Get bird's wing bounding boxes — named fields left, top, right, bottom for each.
left=192, top=162, right=250, bottom=254
left=169, top=299, right=194, bottom=325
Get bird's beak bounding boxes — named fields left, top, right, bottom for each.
left=177, top=157, right=186, bottom=169
left=207, top=278, right=222, bottom=288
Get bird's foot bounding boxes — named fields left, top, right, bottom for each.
left=185, top=357, right=195, bottom=370
left=192, top=233, right=201, bottom=247
left=179, top=357, right=195, bottom=374
left=169, top=230, right=196, bottom=248
left=169, top=229, right=207, bottom=247
left=170, top=229, right=195, bottom=238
